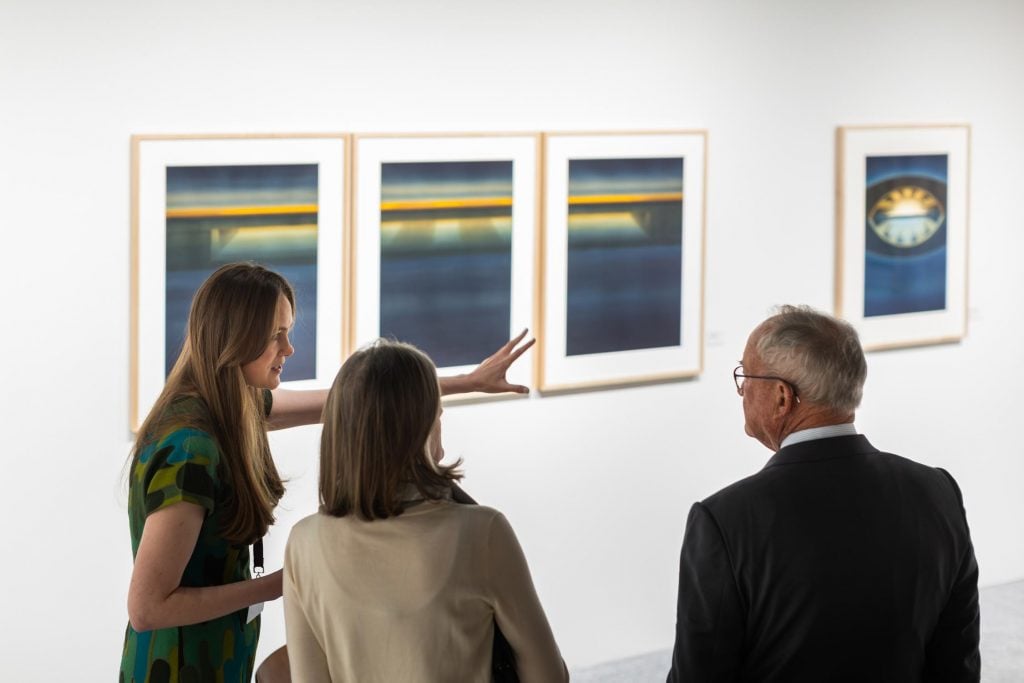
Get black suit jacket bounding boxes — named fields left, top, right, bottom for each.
left=667, top=435, right=980, bottom=683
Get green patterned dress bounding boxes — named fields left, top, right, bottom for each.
left=119, top=399, right=261, bottom=683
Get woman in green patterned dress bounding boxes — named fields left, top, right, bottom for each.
left=120, top=262, right=533, bottom=683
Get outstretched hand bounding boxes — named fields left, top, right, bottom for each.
left=441, top=329, right=535, bottom=396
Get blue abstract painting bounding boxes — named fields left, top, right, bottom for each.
left=566, top=157, right=684, bottom=356
left=379, top=160, right=513, bottom=368
left=165, top=164, right=318, bottom=380
left=864, top=154, right=948, bottom=317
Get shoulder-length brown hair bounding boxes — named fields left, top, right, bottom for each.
left=320, top=339, right=462, bottom=520
left=131, top=262, right=289, bottom=544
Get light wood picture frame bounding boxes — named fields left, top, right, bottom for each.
left=130, top=133, right=349, bottom=430
left=836, top=124, right=970, bottom=351
left=538, top=131, right=707, bottom=392
left=350, top=133, right=538, bottom=392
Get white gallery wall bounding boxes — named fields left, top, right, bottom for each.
left=2, top=0, right=1023, bottom=678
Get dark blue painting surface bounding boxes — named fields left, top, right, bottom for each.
left=566, top=244, right=682, bottom=356
left=864, top=154, right=948, bottom=318
left=380, top=252, right=512, bottom=368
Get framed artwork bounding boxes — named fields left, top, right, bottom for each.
left=836, top=125, right=970, bottom=350
left=351, top=134, right=538, bottom=390
left=131, top=134, right=348, bottom=430
left=538, top=131, right=706, bottom=391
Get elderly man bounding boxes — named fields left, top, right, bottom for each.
left=667, top=305, right=980, bottom=682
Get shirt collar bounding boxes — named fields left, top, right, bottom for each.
left=398, top=482, right=453, bottom=505
left=779, top=422, right=857, bottom=450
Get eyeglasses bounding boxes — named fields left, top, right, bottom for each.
left=733, top=364, right=800, bottom=400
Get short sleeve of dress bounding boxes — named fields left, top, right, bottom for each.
left=137, top=427, right=221, bottom=518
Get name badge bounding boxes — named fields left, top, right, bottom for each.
left=246, top=602, right=264, bottom=624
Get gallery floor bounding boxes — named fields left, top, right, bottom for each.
left=570, top=580, right=1024, bottom=682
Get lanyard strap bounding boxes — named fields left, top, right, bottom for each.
left=253, top=539, right=264, bottom=577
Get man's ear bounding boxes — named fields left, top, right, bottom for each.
left=774, top=382, right=797, bottom=413
left=774, top=382, right=787, bottom=407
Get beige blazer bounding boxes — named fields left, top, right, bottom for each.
left=284, top=498, right=568, bottom=682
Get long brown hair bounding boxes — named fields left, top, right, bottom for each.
left=132, top=262, right=289, bottom=544
left=320, top=339, right=462, bottom=520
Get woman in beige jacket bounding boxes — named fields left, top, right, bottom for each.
left=283, top=339, right=568, bottom=682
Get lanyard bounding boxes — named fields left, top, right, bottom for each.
left=253, top=539, right=264, bottom=577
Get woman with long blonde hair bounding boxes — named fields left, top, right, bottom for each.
left=120, top=263, right=531, bottom=683
left=284, top=339, right=567, bottom=682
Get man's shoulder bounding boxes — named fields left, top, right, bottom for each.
left=701, top=467, right=774, bottom=511
left=701, top=437, right=959, bottom=511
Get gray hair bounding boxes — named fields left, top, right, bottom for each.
left=755, top=305, right=867, bottom=413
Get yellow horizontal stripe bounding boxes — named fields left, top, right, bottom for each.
left=569, top=192, right=683, bottom=205
left=381, top=197, right=513, bottom=211
left=166, top=204, right=319, bottom=218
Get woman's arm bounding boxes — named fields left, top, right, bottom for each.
left=486, top=512, right=569, bottom=682
left=267, top=331, right=534, bottom=430
left=267, top=388, right=328, bottom=430
left=126, top=502, right=282, bottom=632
